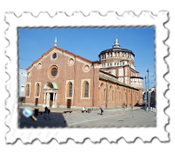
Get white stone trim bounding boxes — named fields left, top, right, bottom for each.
left=64, top=51, right=92, bottom=66
left=47, top=64, right=60, bottom=80
left=64, top=52, right=74, bottom=58
left=36, top=61, right=42, bottom=70
left=27, top=70, right=31, bottom=78
left=93, top=65, right=99, bottom=69
left=65, top=80, right=74, bottom=99
left=68, top=57, right=75, bottom=66
left=28, top=48, right=62, bottom=72
left=82, top=63, right=90, bottom=72
left=50, top=50, right=59, bottom=61
left=81, top=79, right=91, bottom=99
left=77, top=58, right=91, bottom=66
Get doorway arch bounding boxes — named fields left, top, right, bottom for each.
left=43, top=82, right=58, bottom=107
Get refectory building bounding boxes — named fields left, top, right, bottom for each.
left=25, top=38, right=143, bottom=109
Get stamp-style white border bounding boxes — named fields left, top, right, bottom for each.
left=5, top=11, right=169, bottom=143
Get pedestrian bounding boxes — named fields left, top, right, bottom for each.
left=123, top=103, right=125, bottom=110
left=81, top=107, right=85, bottom=113
left=44, top=106, right=51, bottom=120
left=100, top=104, right=104, bottom=115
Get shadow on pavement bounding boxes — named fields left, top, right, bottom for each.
left=19, top=109, right=68, bottom=128
left=97, top=113, right=102, bottom=115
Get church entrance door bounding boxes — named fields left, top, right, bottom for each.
left=43, top=82, right=58, bottom=108
left=67, top=99, right=71, bottom=108
left=50, top=93, right=53, bottom=107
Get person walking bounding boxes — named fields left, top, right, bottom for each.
left=44, top=106, right=51, bottom=120
left=100, top=104, right=104, bottom=115
left=81, top=107, right=85, bottom=113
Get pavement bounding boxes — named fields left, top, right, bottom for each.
left=19, top=105, right=156, bottom=128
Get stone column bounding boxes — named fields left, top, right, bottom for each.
left=52, top=93, right=57, bottom=108
left=55, top=93, right=57, bottom=105
left=45, top=93, right=48, bottom=105
left=53, top=93, right=55, bottom=104
left=47, top=93, right=50, bottom=106
left=44, top=93, right=46, bottom=104
left=52, top=93, right=55, bottom=108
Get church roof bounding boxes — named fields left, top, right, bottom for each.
left=27, top=46, right=93, bottom=70
left=99, top=70, right=139, bottom=90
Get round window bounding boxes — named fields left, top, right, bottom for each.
left=53, top=53, right=57, bottom=59
left=68, top=58, right=74, bottom=66
left=51, top=68, right=57, bottom=77
left=83, top=65, right=90, bottom=72
left=48, top=65, right=59, bottom=79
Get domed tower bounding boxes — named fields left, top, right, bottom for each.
left=99, top=38, right=143, bottom=89
left=99, top=38, right=135, bottom=71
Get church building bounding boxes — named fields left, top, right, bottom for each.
left=25, top=38, right=143, bottom=109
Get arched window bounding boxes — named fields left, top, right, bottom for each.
left=67, top=82, right=73, bottom=97
left=37, top=83, right=40, bottom=96
left=82, top=81, right=89, bottom=98
left=69, top=82, right=72, bottom=97
left=26, top=84, right=30, bottom=96
left=35, top=83, right=40, bottom=96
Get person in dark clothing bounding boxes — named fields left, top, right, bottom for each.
left=100, top=104, right=104, bottom=115
left=44, top=106, right=51, bottom=120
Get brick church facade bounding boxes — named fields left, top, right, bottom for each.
left=25, top=38, right=143, bottom=109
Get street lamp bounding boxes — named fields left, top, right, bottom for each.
left=144, top=76, right=147, bottom=111
left=147, top=69, right=150, bottom=111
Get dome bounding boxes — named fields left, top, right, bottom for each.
left=99, top=38, right=135, bottom=57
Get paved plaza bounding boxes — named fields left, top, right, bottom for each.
left=19, top=106, right=156, bottom=128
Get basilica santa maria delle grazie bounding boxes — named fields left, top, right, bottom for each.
left=25, top=38, right=143, bottom=109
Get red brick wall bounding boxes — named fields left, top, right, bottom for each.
left=25, top=46, right=142, bottom=108
left=98, top=80, right=140, bottom=108
left=25, top=46, right=100, bottom=108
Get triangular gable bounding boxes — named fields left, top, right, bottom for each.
left=27, top=46, right=93, bottom=71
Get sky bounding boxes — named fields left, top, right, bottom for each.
left=18, top=27, right=155, bottom=89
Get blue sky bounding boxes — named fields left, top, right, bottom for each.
left=18, top=27, right=155, bottom=88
